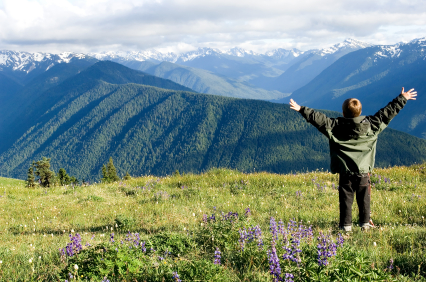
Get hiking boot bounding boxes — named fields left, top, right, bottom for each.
left=360, top=222, right=375, bottom=231
left=339, top=225, right=352, bottom=232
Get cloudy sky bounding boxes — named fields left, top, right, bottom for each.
left=0, top=0, right=426, bottom=54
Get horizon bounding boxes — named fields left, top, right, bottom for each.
left=1, top=36, right=425, bottom=56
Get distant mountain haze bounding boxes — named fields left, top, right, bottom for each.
left=0, top=60, right=425, bottom=181
left=115, top=60, right=287, bottom=100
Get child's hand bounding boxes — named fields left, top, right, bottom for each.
left=289, top=99, right=301, bottom=111
left=401, top=87, right=417, bottom=100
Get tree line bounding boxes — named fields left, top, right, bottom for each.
left=26, top=156, right=131, bottom=188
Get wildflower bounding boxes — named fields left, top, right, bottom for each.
left=388, top=258, right=394, bottom=270
left=285, top=273, right=294, bottom=282
left=245, top=207, right=251, bottom=216
left=214, top=247, right=221, bottom=265
left=29, top=258, right=33, bottom=263
left=74, top=264, right=78, bottom=270
left=267, top=247, right=281, bottom=282
left=110, top=233, right=115, bottom=243
left=172, top=272, right=182, bottom=282
left=317, top=232, right=337, bottom=266
left=336, top=233, right=344, bottom=247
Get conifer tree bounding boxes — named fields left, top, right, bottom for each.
left=101, top=157, right=120, bottom=183
left=58, top=168, right=71, bottom=186
left=26, top=162, right=35, bottom=188
left=123, top=172, right=131, bottom=180
left=34, top=157, right=55, bottom=187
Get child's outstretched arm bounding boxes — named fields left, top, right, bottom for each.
left=372, top=87, right=417, bottom=127
left=289, top=99, right=301, bottom=111
left=289, top=99, right=334, bottom=136
left=401, top=87, right=417, bottom=100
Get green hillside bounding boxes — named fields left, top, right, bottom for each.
left=1, top=165, right=425, bottom=280
left=0, top=61, right=194, bottom=154
left=0, top=58, right=97, bottom=135
left=118, top=60, right=287, bottom=100
left=0, top=176, right=25, bottom=186
left=1, top=64, right=426, bottom=181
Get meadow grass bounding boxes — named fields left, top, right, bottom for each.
left=0, top=164, right=425, bottom=281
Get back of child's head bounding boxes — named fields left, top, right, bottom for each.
left=342, top=98, right=362, bottom=118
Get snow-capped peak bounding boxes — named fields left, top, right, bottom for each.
left=374, top=37, right=426, bottom=60
left=265, top=48, right=304, bottom=58
left=0, top=50, right=89, bottom=73
left=316, top=38, right=372, bottom=56
left=88, top=50, right=179, bottom=63
left=224, top=47, right=258, bottom=57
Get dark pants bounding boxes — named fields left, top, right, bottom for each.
left=339, top=173, right=371, bottom=227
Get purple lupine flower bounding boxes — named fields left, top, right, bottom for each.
left=203, top=214, right=208, bottom=224
left=284, top=273, right=294, bottom=282
left=238, top=228, right=248, bottom=251
left=110, top=233, right=115, bottom=243
left=317, top=232, right=337, bottom=266
left=158, top=256, right=164, bottom=261
left=245, top=207, right=251, bottom=216
left=282, top=236, right=301, bottom=264
left=253, top=225, right=264, bottom=250
left=278, top=220, right=288, bottom=245
left=133, top=233, right=140, bottom=247
left=214, top=247, right=221, bottom=265
left=172, top=272, right=182, bottom=282
left=336, top=233, right=344, bottom=247
left=270, top=217, right=278, bottom=243
left=267, top=247, right=282, bottom=282
left=61, top=233, right=83, bottom=257
left=388, top=258, right=394, bottom=270
left=268, top=217, right=282, bottom=281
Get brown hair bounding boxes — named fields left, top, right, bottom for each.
left=342, top=98, right=362, bottom=118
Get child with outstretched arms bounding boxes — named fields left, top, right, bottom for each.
left=289, top=88, right=417, bottom=231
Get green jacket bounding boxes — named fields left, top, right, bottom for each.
left=299, top=94, right=407, bottom=174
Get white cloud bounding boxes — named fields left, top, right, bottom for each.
left=0, top=0, right=425, bottom=53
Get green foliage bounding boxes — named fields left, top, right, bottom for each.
left=123, top=171, right=131, bottom=180
left=1, top=164, right=426, bottom=280
left=101, top=157, right=120, bottom=183
left=33, top=157, right=55, bottom=187
left=26, top=162, right=35, bottom=188
left=1, top=60, right=426, bottom=181
left=58, top=168, right=71, bottom=186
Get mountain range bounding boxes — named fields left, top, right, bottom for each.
left=0, top=61, right=426, bottom=181
left=289, top=37, right=426, bottom=139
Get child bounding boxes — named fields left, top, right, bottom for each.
left=289, top=88, right=417, bottom=231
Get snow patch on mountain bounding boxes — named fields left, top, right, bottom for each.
left=0, top=50, right=90, bottom=73
left=373, top=37, right=426, bottom=60
left=316, top=38, right=372, bottom=56
left=265, top=48, right=304, bottom=58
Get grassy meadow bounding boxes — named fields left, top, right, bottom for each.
left=0, top=164, right=425, bottom=281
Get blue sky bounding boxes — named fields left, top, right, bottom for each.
left=0, top=0, right=425, bottom=53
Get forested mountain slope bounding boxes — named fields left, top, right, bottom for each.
left=1, top=66, right=425, bottom=180
left=0, top=61, right=194, bottom=154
